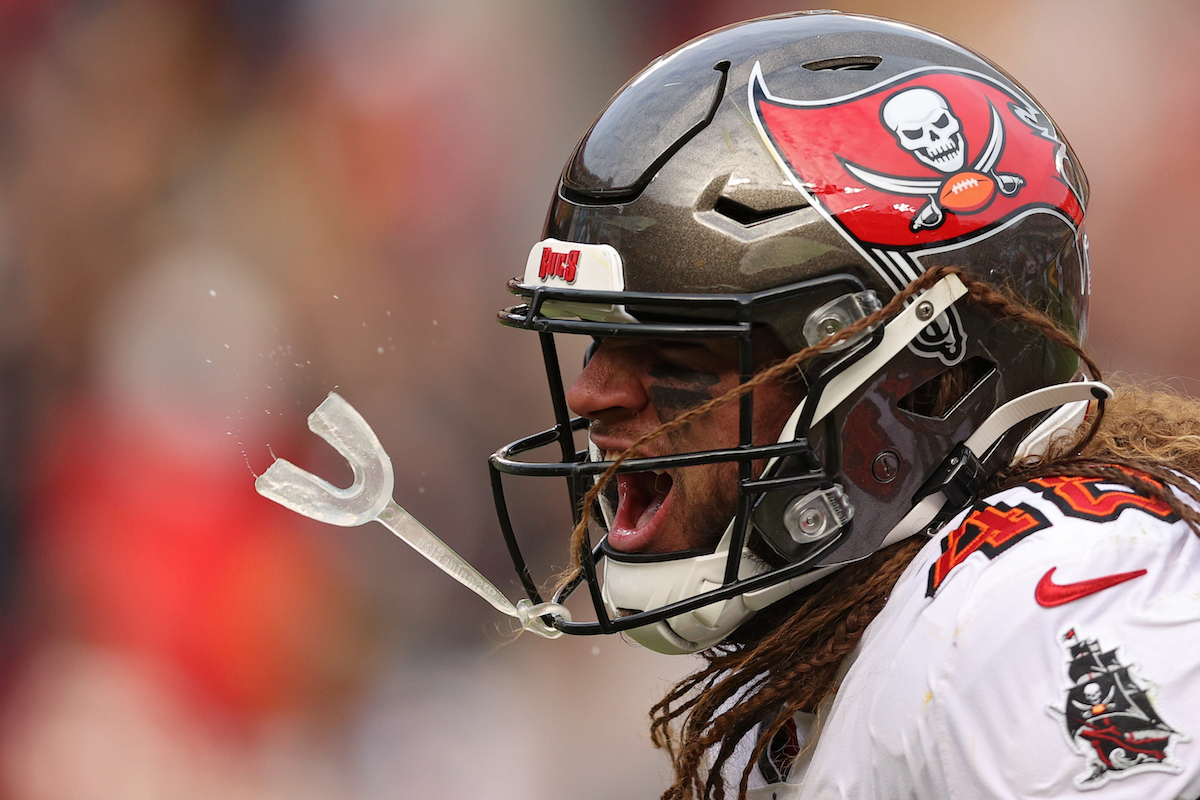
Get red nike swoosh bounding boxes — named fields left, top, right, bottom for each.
left=1035, top=567, right=1147, bottom=608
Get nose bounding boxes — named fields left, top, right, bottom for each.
left=565, top=341, right=650, bottom=424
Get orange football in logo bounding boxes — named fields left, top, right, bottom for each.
left=939, top=171, right=996, bottom=213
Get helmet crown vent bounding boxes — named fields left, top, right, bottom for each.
left=713, top=195, right=808, bottom=226
left=802, top=55, right=882, bottom=72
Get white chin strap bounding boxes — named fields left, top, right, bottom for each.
left=599, top=274, right=1111, bottom=655
left=877, top=380, right=1111, bottom=550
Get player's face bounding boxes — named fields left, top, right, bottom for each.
left=566, top=333, right=804, bottom=555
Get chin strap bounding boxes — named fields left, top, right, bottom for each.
left=880, top=379, right=1113, bottom=548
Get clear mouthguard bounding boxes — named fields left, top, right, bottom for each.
left=254, top=392, right=570, bottom=639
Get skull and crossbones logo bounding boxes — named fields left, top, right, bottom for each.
left=844, top=87, right=1026, bottom=231
left=884, top=87, right=965, bottom=172
left=1071, top=680, right=1117, bottom=719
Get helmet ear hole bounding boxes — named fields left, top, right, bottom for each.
left=898, top=356, right=996, bottom=420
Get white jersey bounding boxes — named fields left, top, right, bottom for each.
left=745, top=473, right=1200, bottom=800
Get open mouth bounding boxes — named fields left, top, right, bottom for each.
left=607, top=469, right=674, bottom=553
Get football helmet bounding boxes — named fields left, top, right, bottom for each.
left=490, top=11, right=1098, bottom=654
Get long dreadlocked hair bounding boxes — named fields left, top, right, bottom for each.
left=566, top=265, right=1200, bottom=800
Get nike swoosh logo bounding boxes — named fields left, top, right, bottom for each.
left=1035, top=567, right=1147, bottom=608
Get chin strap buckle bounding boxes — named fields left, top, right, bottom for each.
left=881, top=380, right=1114, bottom=550
left=912, top=442, right=985, bottom=516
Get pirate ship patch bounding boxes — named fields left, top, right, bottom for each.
left=1049, top=628, right=1187, bottom=790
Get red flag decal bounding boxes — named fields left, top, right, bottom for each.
left=752, top=66, right=1083, bottom=250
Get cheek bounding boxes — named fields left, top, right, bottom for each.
left=644, top=366, right=726, bottom=421
left=670, top=462, right=741, bottom=549
left=647, top=385, right=718, bottom=418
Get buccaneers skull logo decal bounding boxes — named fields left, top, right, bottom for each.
left=1049, top=629, right=1187, bottom=789
left=847, top=87, right=1026, bottom=231
left=749, top=63, right=1085, bottom=364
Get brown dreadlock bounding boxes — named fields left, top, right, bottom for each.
left=568, top=265, right=1200, bottom=800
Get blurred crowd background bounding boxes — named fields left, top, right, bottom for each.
left=0, top=1, right=1196, bottom=798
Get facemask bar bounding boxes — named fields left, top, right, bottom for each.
left=490, top=273, right=874, bottom=636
